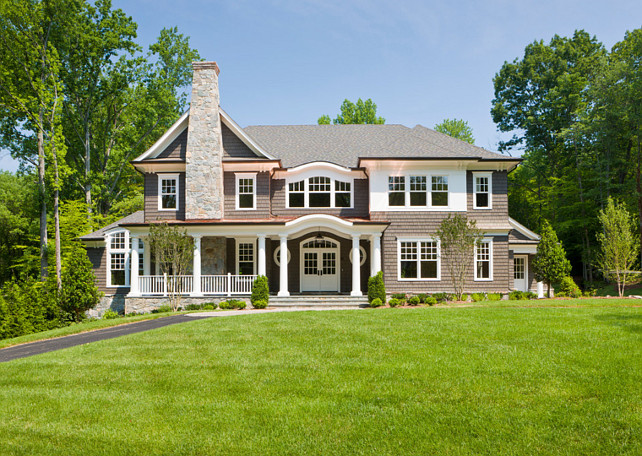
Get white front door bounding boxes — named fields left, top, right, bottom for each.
left=513, top=255, right=528, bottom=292
left=300, top=238, right=340, bottom=292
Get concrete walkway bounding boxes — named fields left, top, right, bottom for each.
left=0, top=308, right=355, bottom=363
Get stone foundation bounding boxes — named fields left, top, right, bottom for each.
left=125, top=296, right=251, bottom=314
left=87, top=295, right=126, bottom=318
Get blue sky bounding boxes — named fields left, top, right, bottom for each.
left=2, top=0, right=641, bottom=171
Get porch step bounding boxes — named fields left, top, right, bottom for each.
left=268, top=295, right=368, bottom=308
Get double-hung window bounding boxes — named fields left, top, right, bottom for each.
left=309, top=176, right=332, bottom=207
left=236, top=173, right=256, bottom=210
left=388, top=176, right=405, bottom=206
left=474, top=173, right=491, bottom=209
left=398, top=240, right=440, bottom=280
left=237, top=241, right=255, bottom=275
left=335, top=180, right=351, bottom=207
left=409, top=176, right=427, bottom=206
left=288, top=180, right=305, bottom=207
left=431, top=176, right=448, bottom=206
left=475, top=240, right=492, bottom=280
left=108, top=231, right=128, bottom=287
left=286, top=176, right=354, bottom=208
left=158, top=174, right=178, bottom=211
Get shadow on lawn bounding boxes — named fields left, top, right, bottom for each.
left=594, top=313, right=642, bottom=334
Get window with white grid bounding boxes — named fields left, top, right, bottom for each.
left=514, top=257, right=525, bottom=280
left=431, top=176, right=449, bottom=207
left=111, top=232, right=125, bottom=250
left=399, top=240, right=440, bottom=280
left=238, top=242, right=255, bottom=275
left=474, top=174, right=491, bottom=209
left=475, top=240, right=492, bottom=280
left=409, top=176, right=427, bottom=206
left=288, top=180, right=305, bottom=207
left=309, top=176, right=331, bottom=207
left=388, top=176, right=405, bottom=206
left=237, top=175, right=255, bottom=209
left=159, top=175, right=178, bottom=210
left=335, top=180, right=351, bottom=207
left=110, top=253, right=126, bottom=286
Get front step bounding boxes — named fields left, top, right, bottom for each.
left=269, top=295, right=368, bottom=308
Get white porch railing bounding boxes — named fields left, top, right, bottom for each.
left=138, top=273, right=256, bottom=296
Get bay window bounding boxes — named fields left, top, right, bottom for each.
left=108, top=231, right=128, bottom=287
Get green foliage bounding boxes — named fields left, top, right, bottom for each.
left=219, top=301, right=233, bottom=310
left=369, top=298, right=383, bottom=308
left=408, top=296, right=420, bottom=306
left=487, top=293, right=502, bottom=301
left=102, top=310, right=119, bottom=320
left=251, top=275, right=269, bottom=304
left=391, top=293, right=406, bottom=302
left=417, top=293, right=428, bottom=303
left=532, top=221, right=572, bottom=297
left=425, top=297, right=437, bottom=306
left=556, top=277, right=581, bottom=298
left=202, top=304, right=214, bottom=310
left=434, top=119, right=475, bottom=144
left=58, top=244, right=102, bottom=322
left=151, top=305, right=172, bottom=314
left=388, top=298, right=401, bottom=308
left=432, top=293, right=448, bottom=302
left=471, top=293, right=486, bottom=302
left=596, top=198, right=639, bottom=297
left=436, top=214, right=483, bottom=301
left=509, top=291, right=528, bottom=300
left=252, top=300, right=268, bottom=309
left=184, top=304, right=201, bottom=311
left=229, top=300, right=246, bottom=310
left=367, top=271, right=386, bottom=304
left=318, top=98, right=385, bottom=125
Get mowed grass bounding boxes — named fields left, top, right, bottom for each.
left=0, top=304, right=640, bottom=455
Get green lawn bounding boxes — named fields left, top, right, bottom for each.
left=0, top=302, right=640, bottom=455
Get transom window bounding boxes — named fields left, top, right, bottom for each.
left=158, top=174, right=178, bottom=210
left=388, top=174, right=450, bottom=208
left=237, top=242, right=255, bottom=275
left=303, top=239, right=337, bottom=249
left=398, top=240, right=440, bottom=280
left=475, top=240, right=492, bottom=280
left=286, top=176, right=353, bottom=208
left=474, top=173, right=491, bottom=209
left=236, top=174, right=256, bottom=210
left=111, top=232, right=125, bottom=250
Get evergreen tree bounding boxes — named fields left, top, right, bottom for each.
left=532, top=220, right=572, bottom=297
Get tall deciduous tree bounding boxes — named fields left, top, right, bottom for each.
left=596, top=198, right=638, bottom=297
left=434, top=118, right=475, bottom=144
left=436, top=214, right=483, bottom=300
left=318, top=98, right=385, bottom=125
left=532, top=221, right=571, bottom=297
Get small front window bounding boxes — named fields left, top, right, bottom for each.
left=409, top=176, right=427, bottom=206
left=238, top=242, right=255, bottom=275
left=335, top=180, right=351, bottom=207
left=288, top=180, right=305, bottom=207
left=309, top=176, right=331, bottom=207
left=160, top=176, right=177, bottom=210
left=476, top=241, right=492, bottom=280
left=237, top=177, right=255, bottom=209
left=388, top=176, right=405, bottom=206
left=475, top=175, right=490, bottom=208
left=431, top=176, right=448, bottom=207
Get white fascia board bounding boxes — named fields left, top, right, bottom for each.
left=509, top=217, right=540, bottom=241
left=219, top=108, right=276, bottom=160
left=510, top=244, right=538, bottom=254
left=133, top=111, right=189, bottom=162
left=273, top=161, right=367, bottom=180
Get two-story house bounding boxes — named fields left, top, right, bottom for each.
left=80, top=61, right=542, bottom=314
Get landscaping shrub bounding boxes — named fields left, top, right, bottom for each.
left=432, top=293, right=447, bottom=302
left=219, top=301, right=233, bottom=310
left=184, top=304, right=202, bottom=311
left=152, top=305, right=172, bottom=314
left=388, top=298, right=401, bottom=308
left=471, top=293, right=486, bottom=302
left=417, top=293, right=428, bottom=303
left=102, top=310, right=119, bottom=320
left=509, top=290, right=526, bottom=300
left=59, top=245, right=102, bottom=322
left=229, top=299, right=246, bottom=310
left=367, top=271, right=386, bottom=304
left=252, top=300, right=268, bottom=309
left=202, top=304, right=214, bottom=310
left=370, top=298, right=383, bottom=308
left=525, top=292, right=538, bottom=300
left=391, top=293, right=406, bottom=303
left=408, top=296, right=420, bottom=306
left=425, top=297, right=437, bottom=306
left=251, top=275, right=269, bottom=304
left=557, top=276, right=581, bottom=298
left=487, top=293, right=502, bottom=301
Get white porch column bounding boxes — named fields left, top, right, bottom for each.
left=370, top=234, right=382, bottom=276
left=129, top=234, right=140, bottom=296
left=351, top=235, right=362, bottom=296
left=192, top=235, right=202, bottom=296
left=143, top=237, right=151, bottom=276
left=257, top=234, right=266, bottom=276
left=278, top=235, right=289, bottom=296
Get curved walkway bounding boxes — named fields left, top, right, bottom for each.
left=0, top=308, right=348, bottom=363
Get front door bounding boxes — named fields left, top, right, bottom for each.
left=513, top=255, right=528, bottom=292
left=300, top=238, right=340, bottom=292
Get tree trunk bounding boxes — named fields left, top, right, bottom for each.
left=53, top=144, right=62, bottom=290
left=38, top=108, right=48, bottom=279
left=637, top=129, right=642, bottom=267
left=85, top=125, right=92, bottom=219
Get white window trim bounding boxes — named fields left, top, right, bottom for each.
left=158, top=173, right=179, bottom=212
left=387, top=174, right=451, bottom=210
left=474, top=238, right=494, bottom=281
left=473, top=172, right=493, bottom=210
left=285, top=176, right=354, bottom=209
left=397, top=238, right=441, bottom=281
left=235, top=172, right=257, bottom=211
left=106, top=229, right=130, bottom=288
left=236, top=238, right=257, bottom=275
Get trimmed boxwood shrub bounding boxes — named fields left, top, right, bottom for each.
left=367, top=271, right=386, bottom=304
left=425, top=297, right=437, bottom=306
left=487, top=293, right=502, bottom=301
left=408, top=296, right=420, bottom=306
left=253, top=300, right=268, bottom=309
left=219, top=301, right=233, bottom=310
left=471, top=293, right=486, bottom=302
left=417, top=293, right=428, bottom=303
left=229, top=299, right=246, bottom=310
left=370, top=298, right=383, bottom=308
left=391, top=293, right=406, bottom=303
left=432, top=293, right=447, bottom=302
left=202, top=304, right=214, bottom=310
left=102, top=310, right=119, bottom=320
left=557, top=276, right=581, bottom=298
left=509, top=290, right=526, bottom=300
left=388, top=298, right=401, bottom=308
left=152, top=305, right=172, bottom=313
left=251, top=275, right=269, bottom=304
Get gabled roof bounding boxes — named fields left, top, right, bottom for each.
left=242, top=124, right=516, bottom=168
left=79, top=211, right=145, bottom=241
left=508, top=217, right=541, bottom=243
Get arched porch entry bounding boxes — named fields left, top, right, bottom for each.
left=299, top=237, right=340, bottom=292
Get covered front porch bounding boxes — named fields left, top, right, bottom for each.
left=126, top=215, right=387, bottom=298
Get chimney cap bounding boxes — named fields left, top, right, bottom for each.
left=192, top=61, right=220, bottom=75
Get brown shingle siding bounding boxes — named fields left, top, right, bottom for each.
left=144, top=173, right=186, bottom=221
left=223, top=171, right=271, bottom=218
left=222, top=123, right=257, bottom=158
left=156, top=129, right=187, bottom=160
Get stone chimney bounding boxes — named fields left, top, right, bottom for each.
left=185, top=61, right=224, bottom=220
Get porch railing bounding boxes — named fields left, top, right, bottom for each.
left=138, top=273, right=256, bottom=296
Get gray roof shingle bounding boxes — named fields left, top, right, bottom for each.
left=243, top=124, right=514, bottom=168
left=79, top=211, right=144, bottom=241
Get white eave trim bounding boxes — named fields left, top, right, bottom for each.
left=133, top=111, right=189, bottom=162
left=509, top=217, right=540, bottom=241
left=273, top=161, right=367, bottom=179
left=220, top=108, right=276, bottom=160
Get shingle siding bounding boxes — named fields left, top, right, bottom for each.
left=144, top=173, right=186, bottom=221
left=223, top=171, right=271, bottom=218
left=87, top=246, right=129, bottom=296
left=222, top=123, right=257, bottom=159
left=157, top=129, right=187, bottom=160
